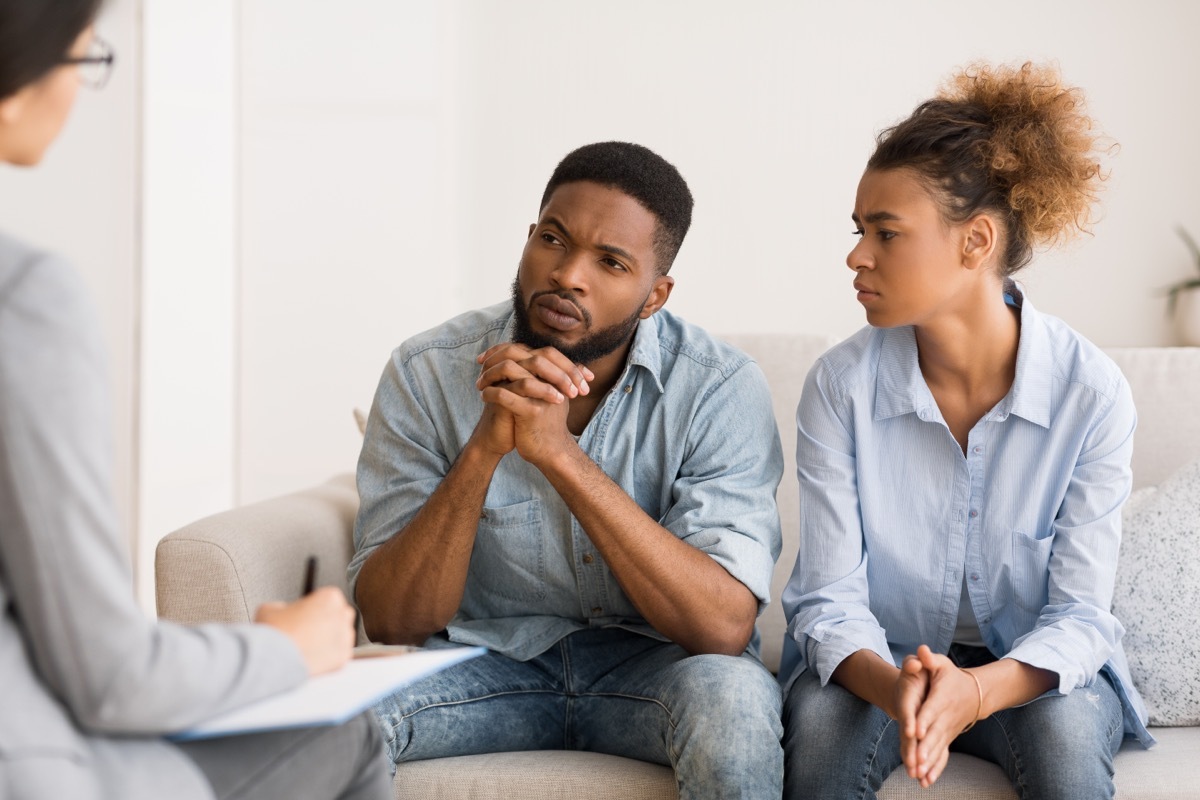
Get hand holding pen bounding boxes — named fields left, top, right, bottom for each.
left=253, top=555, right=357, bottom=676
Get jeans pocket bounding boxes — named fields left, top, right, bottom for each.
left=465, top=498, right=547, bottom=609
left=1010, top=530, right=1054, bottom=612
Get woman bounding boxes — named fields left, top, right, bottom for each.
left=779, top=62, right=1153, bottom=799
left=0, top=4, right=390, bottom=798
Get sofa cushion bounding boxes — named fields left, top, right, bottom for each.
left=1112, top=457, right=1200, bottom=726
left=1104, top=348, right=1200, bottom=489
left=392, top=751, right=676, bottom=800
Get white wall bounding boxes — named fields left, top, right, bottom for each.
left=139, top=1, right=238, bottom=605
left=236, top=0, right=460, bottom=504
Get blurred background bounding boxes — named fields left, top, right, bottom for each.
left=2, top=1, right=1197, bottom=606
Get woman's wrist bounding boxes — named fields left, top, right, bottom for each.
left=960, top=668, right=984, bottom=732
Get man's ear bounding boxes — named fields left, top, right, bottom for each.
left=640, top=275, right=674, bottom=318
left=962, top=214, right=999, bottom=270
left=527, top=222, right=536, bottom=239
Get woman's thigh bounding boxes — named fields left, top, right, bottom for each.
left=782, top=669, right=902, bottom=800
left=954, top=670, right=1125, bottom=800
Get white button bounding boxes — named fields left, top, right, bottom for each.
left=969, top=509, right=978, bottom=518
left=973, top=446, right=982, bottom=454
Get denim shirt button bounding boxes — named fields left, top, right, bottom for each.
left=591, top=607, right=602, bottom=615
left=582, top=554, right=594, bottom=564
left=969, top=509, right=978, bottom=518
left=623, top=385, right=633, bottom=394
left=479, top=510, right=488, bottom=520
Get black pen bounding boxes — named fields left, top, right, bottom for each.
left=303, top=555, right=318, bottom=595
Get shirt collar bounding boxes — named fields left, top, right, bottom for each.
left=622, top=312, right=665, bottom=394
left=874, top=326, right=931, bottom=421
left=872, top=280, right=1053, bottom=429
left=1000, top=281, right=1053, bottom=428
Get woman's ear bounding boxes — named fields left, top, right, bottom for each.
left=962, top=214, right=999, bottom=270
left=0, top=89, right=28, bottom=126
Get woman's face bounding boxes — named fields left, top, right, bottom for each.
left=0, top=27, right=91, bottom=166
left=846, top=168, right=976, bottom=329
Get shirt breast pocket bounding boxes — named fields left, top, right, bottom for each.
left=1010, top=530, right=1054, bottom=613
left=466, top=498, right=547, bottom=608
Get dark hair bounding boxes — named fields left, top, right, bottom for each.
left=868, top=62, right=1106, bottom=276
left=540, top=141, right=694, bottom=274
left=0, top=0, right=104, bottom=100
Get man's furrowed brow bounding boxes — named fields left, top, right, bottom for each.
left=597, top=242, right=637, bottom=264
left=541, top=216, right=569, bottom=237
left=542, top=215, right=638, bottom=265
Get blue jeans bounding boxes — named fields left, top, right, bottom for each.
left=374, top=628, right=783, bottom=800
left=782, top=645, right=1125, bottom=800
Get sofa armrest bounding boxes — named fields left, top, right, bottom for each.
left=155, top=474, right=359, bottom=625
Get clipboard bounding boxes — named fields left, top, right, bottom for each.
left=170, top=645, right=485, bottom=741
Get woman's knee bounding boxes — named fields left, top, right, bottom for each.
left=993, top=678, right=1123, bottom=799
left=783, top=670, right=901, bottom=797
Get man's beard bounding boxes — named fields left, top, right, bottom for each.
left=510, top=276, right=646, bottom=365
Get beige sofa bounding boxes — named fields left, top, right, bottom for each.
left=156, top=335, right=1200, bottom=799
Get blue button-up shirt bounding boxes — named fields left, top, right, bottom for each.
left=352, top=302, right=784, bottom=662
left=779, top=286, right=1153, bottom=746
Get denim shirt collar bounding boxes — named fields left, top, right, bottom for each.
left=872, top=280, right=1053, bottom=429
left=623, top=312, right=666, bottom=394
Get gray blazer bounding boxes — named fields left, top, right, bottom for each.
left=0, top=232, right=306, bottom=799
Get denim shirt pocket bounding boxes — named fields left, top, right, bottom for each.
left=1010, top=530, right=1054, bottom=612
left=465, top=498, right=547, bottom=610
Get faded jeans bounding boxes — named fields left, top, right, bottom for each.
left=782, top=645, right=1125, bottom=800
left=374, top=628, right=783, bottom=800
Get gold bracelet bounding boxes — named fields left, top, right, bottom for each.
left=961, top=669, right=984, bottom=733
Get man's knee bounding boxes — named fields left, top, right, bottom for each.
left=670, top=654, right=782, bottom=723
left=660, top=654, right=783, bottom=765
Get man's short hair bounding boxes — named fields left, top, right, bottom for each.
left=540, top=142, right=693, bottom=274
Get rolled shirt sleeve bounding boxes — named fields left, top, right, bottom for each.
left=659, top=359, right=784, bottom=612
left=782, top=357, right=892, bottom=685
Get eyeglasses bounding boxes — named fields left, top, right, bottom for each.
left=60, top=35, right=115, bottom=90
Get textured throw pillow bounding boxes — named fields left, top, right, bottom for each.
left=1112, top=458, right=1200, bottom=726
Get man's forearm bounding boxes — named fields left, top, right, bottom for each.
left=355, top=441, right=502, bottom=644
left=539, top=446, right=759, bottom=656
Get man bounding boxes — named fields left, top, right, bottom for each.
left=351, top=142, right=783, bottom=797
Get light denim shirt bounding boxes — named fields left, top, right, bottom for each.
left=352, top=302, right=784, bottom=662
left=779, top=285, right=1153, bottom=746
